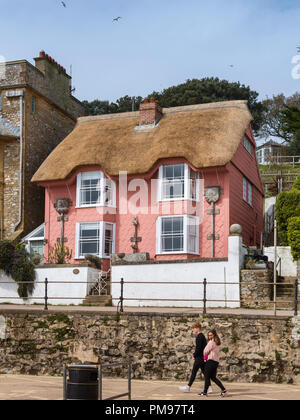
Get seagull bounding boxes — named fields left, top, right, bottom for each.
left=61, top=1, right=66, bottom=7
left=113, top=17, right=122, bottom=22
left=297, top=47, right=300, bottom=53
left=229, top=64, right=234, bottom=68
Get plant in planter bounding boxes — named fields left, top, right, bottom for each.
left=48, top=241, right=73, bottom=264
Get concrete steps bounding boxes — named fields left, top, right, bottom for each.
left=82, top=295, right=112, bottom=307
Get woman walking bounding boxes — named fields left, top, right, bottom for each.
left=199, top=330, right=227, bottom=397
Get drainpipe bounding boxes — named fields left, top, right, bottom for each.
left=13, top=93, right=24, bottom=233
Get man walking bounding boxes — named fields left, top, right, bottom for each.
left=179, top=323, right=212, bottom=394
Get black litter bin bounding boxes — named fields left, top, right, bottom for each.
left=66, top=365, right=99, bottom=400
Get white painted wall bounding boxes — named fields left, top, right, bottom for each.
left=111, top=235, right=242, bottom=309
left=0, top=266, right=100, bottom=306
left=263, top=246, right=297, bottom=277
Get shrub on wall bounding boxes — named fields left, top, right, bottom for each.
left=0, top=241, right=36, bottom=298
left=287, top=217, right=300, bottom=260
left=276, top=190, right=300, bottom=245
left=48, top=241, right=73, bottom=264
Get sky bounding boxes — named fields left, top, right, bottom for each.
left=0, top=0, right=300, bottom=103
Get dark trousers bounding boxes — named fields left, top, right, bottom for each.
left=188, top=358, right=210, bottom=387
left=203, top=360, right=226, bottom=394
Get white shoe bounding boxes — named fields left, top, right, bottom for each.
left=179, top=385, right=190, bottom=393
left=207, top=387, right=213, bottom=394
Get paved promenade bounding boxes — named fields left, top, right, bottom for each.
left=0, top=304, right=295, bottom=317
left=0, top=375, right=299, bottom=400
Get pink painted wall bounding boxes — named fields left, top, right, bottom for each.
left=40, top=128, right=264, bottom=268
left=41, top=160, right=231, bottom=268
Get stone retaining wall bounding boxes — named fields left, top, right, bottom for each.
left=0, top=310, right=299, bottom=385
left=241, top=270, right=273, bottom=309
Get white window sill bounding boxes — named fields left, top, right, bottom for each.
left=75, top=205, right=116, bottom=209
left=156, top=251, right=200, bottom=256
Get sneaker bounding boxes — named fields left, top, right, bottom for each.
left=179, top=385, right=190, bottom=393
left=198, top=392, right=208, bottom=397
left=207, top=387, right=213, bottom=394
left=220, top=390, right=228, bottom=398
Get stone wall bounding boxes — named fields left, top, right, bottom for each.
left=0, top=310, right=299, bottom=385
left=241, top=270, right=273, bottom=309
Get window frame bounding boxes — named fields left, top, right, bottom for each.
left=75, top=221, right=116, bottom=259
left=156, top=215, right=199, bottom=255
left=76, top=171, right=116, bottom=208
left=243, top=177, right=253, bottom=207
left=244, top=136, right=252, bottom=155
left=158, top=163, right=200, bottom=202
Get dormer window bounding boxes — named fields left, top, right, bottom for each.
left=158, top=163, right=199, bottom=201
left=76, top=171, right=116, bottom=208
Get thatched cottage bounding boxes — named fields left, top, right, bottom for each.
left=32, top=99, right=264, bottom=272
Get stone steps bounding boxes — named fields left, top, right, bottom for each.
left=82, top=295, right=113, bottom=307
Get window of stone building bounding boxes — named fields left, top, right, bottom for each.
left=32, top=96, right=36, bottom=114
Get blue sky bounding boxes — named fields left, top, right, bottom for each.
left=1, top=0, right=300, bottom=102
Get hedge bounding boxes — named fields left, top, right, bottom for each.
left=287, top=217, right=300, bottom=261
left=276, top=190, right=300, bottom=245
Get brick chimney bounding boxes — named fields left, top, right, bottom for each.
left=139, top=98, right=163, bottom=126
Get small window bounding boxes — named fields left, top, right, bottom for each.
left=248, top=183, right=252, bottom=206
left=243, top=178, right=247, bottom=201
left=77, top=171, right=116, bottom=208
left=76, top=221, right=115, bottom=258
left=244, top=136, right=252, bottom=155
left=78, top=222, right=101, bottom=257
left=158, top=163, right=200, bottom=202
left=157, top=215, right=199, bottom=255
left=0, top=92, right=2, bottom=111
left=32, top=96, right=36, bottom=114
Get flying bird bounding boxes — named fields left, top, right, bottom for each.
left=61, top=1, right=66, bottom=7
left=229, top=65, right=234, bottom=68
left=297, top=47, right=300, bottom=53
left=113, top=17, right=122, bottom=22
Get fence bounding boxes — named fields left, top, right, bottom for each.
left=0, top=278, right=298, bottom=317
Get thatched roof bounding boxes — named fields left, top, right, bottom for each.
left=32, top=100, right=253, bottom=183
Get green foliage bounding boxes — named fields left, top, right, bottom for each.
left=276, top=190, right=300, bottom=245
left=83, top=78, right=264, bottom=134
left=48, top=241, right=73, bottom=264
left=287, top=217, right=300, bottom=260
left=280, top=105, right=300, bottom=155
left=0, top=240, right=35, bottom=298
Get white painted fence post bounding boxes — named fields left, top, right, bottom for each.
left=227, top=225, right=243, bottom=307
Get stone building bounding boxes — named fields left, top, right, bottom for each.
left=0, top=51, right=84, bottom=240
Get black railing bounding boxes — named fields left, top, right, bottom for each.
left=0, top=278, right=299, bottom=317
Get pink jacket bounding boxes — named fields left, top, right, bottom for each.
left=203, top=340, right=220, bottom=363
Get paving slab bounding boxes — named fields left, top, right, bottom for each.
left=0, top=375, right=299, bottom=400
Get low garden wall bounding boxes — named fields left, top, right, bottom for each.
left=0, top=309, right=299, bottom=385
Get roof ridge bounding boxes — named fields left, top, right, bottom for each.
left=77, top=100, right=249, bottom=125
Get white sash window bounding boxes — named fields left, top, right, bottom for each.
left=158, top=163, right=200, bottom=202
left=76, top=171, right=116, bottom=208
left=156, top=215, right=199, bottom=255
left=75, top=222, right=115, bottom=259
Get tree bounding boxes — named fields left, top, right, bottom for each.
left=82, top=78, right=264, bottom=133
left=280, top=105, right=300, bottom=155
left=148, top=78, right=264, bottom=133
left=258, top=93, right=300, bottom=153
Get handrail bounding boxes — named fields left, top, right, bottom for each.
left=0, top=278, right=298, bottom=316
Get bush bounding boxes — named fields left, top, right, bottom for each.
left=0, top=241, right=35, bottom=298
left=276, top=190, right=300, bottom=245
left=48, top=241, right=73, bottom=264
left=288, top=217, right=300, bottom=260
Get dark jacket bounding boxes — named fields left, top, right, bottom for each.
left=193, top=333, right=207, bottom=359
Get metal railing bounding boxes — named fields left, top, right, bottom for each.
left=116, top=277, right=299, bottom=317
left=0, top=277, right=299, bottom=317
